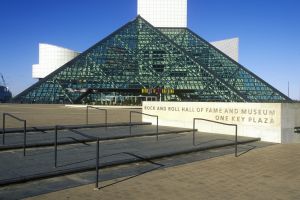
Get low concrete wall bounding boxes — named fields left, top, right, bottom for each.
left=142, top=102, right=300, bottom=143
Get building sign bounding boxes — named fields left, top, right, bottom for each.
left=141, top=88, right=175, bottom=95
left=143, top=104, right=277, bottom=126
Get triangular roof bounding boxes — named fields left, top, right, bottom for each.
left=14, top=16, right=291, bottom=103
left=159, top=27, right=290, bottom=102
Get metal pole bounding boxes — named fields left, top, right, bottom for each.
left=2, top=113, right=5, bottom=145
left=95, top=138, right=100, bottom=189
left=288, top=81, right=290, bottom=97
left=193, top=119, right=195, bottom=146
left=54, top=125, right=58, bottom=168
left=86, top=106, right=89, bottom=125
left=105, top=110, right=107, bottom=131
left=129, top=112, right=132, bottom=136
left=235, top=125, right=238, bottom=157
left=23, top=120, right=27, bottom=156
left=156, top=116, right=158, bottom=141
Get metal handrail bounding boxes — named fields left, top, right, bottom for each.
left=86, top=106, right=108, bottom=128
left=129, top=111, right=158, bottom=141
left=2, top=113, right=27, bottom=156
left=54, top=125, right=100, bottom=189
left=193, top=118, right=238, bottom=157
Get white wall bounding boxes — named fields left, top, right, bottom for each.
left=32, top=43, right=80, bottom=79
left=281, top=104, right=300, bottom=143
left=142, top=101, right=300, bottom=143
left=210, top=38, right=239, bottom=62
left=138, top=0, right=187, bottom=27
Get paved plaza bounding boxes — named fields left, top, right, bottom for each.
left=0, top=104, right=142, bottom=128
left=25, top=143, right=300, bottom=200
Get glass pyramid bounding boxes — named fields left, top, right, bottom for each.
left=13, top=16, right=291, bottom=104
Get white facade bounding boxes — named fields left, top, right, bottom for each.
left=210, top=38, right=239, bottom=62
left=32, top=43, right=80, bottom=79
left=138, top=0, right=187, bottom=27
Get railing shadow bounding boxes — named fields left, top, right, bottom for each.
left=99, top=165, right=163, bottom=190
left=236, top=144, right=257, bottom=157
left=97, top=152, right=164, bottom=190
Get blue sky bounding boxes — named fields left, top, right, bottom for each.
left=0, top=0, right=299, bottom=99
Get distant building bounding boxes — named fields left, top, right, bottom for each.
left=0, top=86, right=12, bottom=103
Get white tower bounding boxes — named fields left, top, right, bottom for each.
left=138, top=0, right=187, bottom=27
left=137, top=0, right=239, bottom=61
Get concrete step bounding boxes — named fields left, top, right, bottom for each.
left=0, top=127, right=196, bottom=151
left=0, top=131, right=260, bottom=186
left=0, top=122, right=151, bottom=134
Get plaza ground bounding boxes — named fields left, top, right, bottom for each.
left=0, top=104, right=141, bottom=128
left=25, top=143, right=300, bottom=200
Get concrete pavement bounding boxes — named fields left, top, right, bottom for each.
left=25, top=143, right=300, bottom=200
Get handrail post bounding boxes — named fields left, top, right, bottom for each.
left=193, top=118, right=238, bottom=157
left=87, top=106, right=108, bottom=128
left=130, top=111, right=158, bottom=140
left=156, top=116, right=158, bottom=141
left=235, top=125, right=238, bottom=157
left=53, top=123, right=101, bottom=185
left=2, top=113, right=27, bottom=151
left=105, top=110, right=107, bottom=131
left=54, top=125, right=58, bottom=168
left=129, top=111, right=132, bottom=136
left=23, top=120, right=27, bottom=156
left=193, top=118, right=195, bottom=146
left=2, top=113, right=5, bottom=145
left=86, top=106, right=89, bottom=125
left=95, top=138, right=100, bottom=189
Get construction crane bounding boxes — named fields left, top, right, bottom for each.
left=0, top=73, right=7, bottom=87
left=0, top=73, right=12, bottom=103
